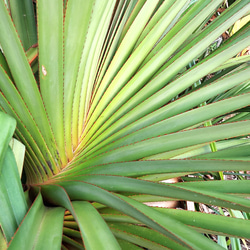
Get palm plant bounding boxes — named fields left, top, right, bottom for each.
left=0, top=0, right=250, bottom=249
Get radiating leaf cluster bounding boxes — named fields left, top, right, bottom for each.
left=0, top=0, right=250, bottom=249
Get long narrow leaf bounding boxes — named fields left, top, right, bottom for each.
left=37, top=0, right=66, bottom=166
left=72, top=201, right=121, bottom=250
left=156, top=208, right=250, bottom=239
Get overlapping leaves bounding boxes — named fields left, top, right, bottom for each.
left=0, top=0, right=250, bottom=249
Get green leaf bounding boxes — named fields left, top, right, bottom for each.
left=59, top=174, right=250, bottom=213
left=1, top=0, right=250, bottom=249
left=63, top=227, right=81, bottom=238
left=191, top=143, right=250, bottom=161
left=37, top=0, right=66, bottom=165
left=72, top=0, right=117, bottom=142
left=85, top=0, right=162, bottom=126
left=41, top=182, right=223, bottom=249
left=117, top=239, right=142, bottom=250
left=0, top=112, right=16, bottom=171
left=79, top=65, right=250, bottom=157
left=0, top=225, right=7, bottom=250
left=0, top=49, right=12, bottom=79
left=115, top=194, right=224, bottom=250
left=8, top=193, right=65, bottom=250
left=71, top=120, right=250, bottom=168
left=156, top=208, right=250, bottom=239
left=72, top=201, right=121, bottom=250
left=109, top=222, right=187, bottom=249
left=83, top=90, right=250, bottom=159
left=62, top=157, right=250, bottom=179
left=79, top=0, right=250, bottom=148
left=9, top=138, right=25, bottom=178
left=0, top=70, right=56, bottom=180
left=8, top=0, right=37, bottom=50
left=82, top=0, right=189, bottom=138
left=62, top=234, right=85, bottom=249
left=63, top=0, right=95, bottom=155
left=213, top=54, right=250, bottom=72
left=0, top=146, right=27, bottom=242
left=32, top=207, right=66, bottom=250
left=172, top=180, right=250, bottom=196
left=0, top=1, right=60, bottom=175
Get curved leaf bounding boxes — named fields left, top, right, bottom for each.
left=8, top=193, right=65, bottom=249
left=156, top=208, right=250, bottom=239
left=72, top=201, right=121, bottom=250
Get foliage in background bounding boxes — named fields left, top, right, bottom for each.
left=0, top=0, right=250, bottom=249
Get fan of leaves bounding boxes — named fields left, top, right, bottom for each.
left=0, top=0, right=250, bottom=249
